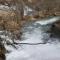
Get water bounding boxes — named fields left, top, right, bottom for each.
left=5, top=17, right=60, bottom=60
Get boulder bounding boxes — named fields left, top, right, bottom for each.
left=49, top=21, right=60, bottom=38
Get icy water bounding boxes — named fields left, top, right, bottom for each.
left=5, top=17, right=60, bottom=60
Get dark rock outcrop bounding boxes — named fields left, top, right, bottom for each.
left=0, top=38, right=6, bottom=60
left=49, top=21, right=60, bottom=38
left=23, top=0, right=60, bottom=18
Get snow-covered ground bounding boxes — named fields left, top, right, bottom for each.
left=5, top=17, right=60, bottom=60
left=6, top=43, right=60, bottom=60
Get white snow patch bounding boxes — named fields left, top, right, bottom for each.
left=36, top=17, right=60, bottom=25
left=6, top=43, right=60, bottom=60
left=24, top=6, right=33, bottom=15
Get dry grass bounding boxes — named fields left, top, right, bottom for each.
left=0, top=9, right=26, bottom=40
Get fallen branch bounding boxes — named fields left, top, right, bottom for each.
left=6, top=42, right=46, bottom=45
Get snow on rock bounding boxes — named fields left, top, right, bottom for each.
left=36, top=17, right=60, bottom=25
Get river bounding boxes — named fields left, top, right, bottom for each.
left=5, top=17, right=60, bottom=60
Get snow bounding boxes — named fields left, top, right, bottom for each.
left=0, top=5, right=9, bottom=9
left=6, top=44, right=60, bottom=60
left=0, top=4, right=16, bottom=11
left=24, top=6, right=33, bottom=15
left=36, top=17, right=60, bottom=25
left=6, top=17, right=60, bottom=60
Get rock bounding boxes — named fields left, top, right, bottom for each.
left=49, top=21, right=60, bottom=38
left=0, top=37, right=6, bottom=60
left=4, top=20, right=23, bottom=40
left=54, top=21, right=60, bottom=30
